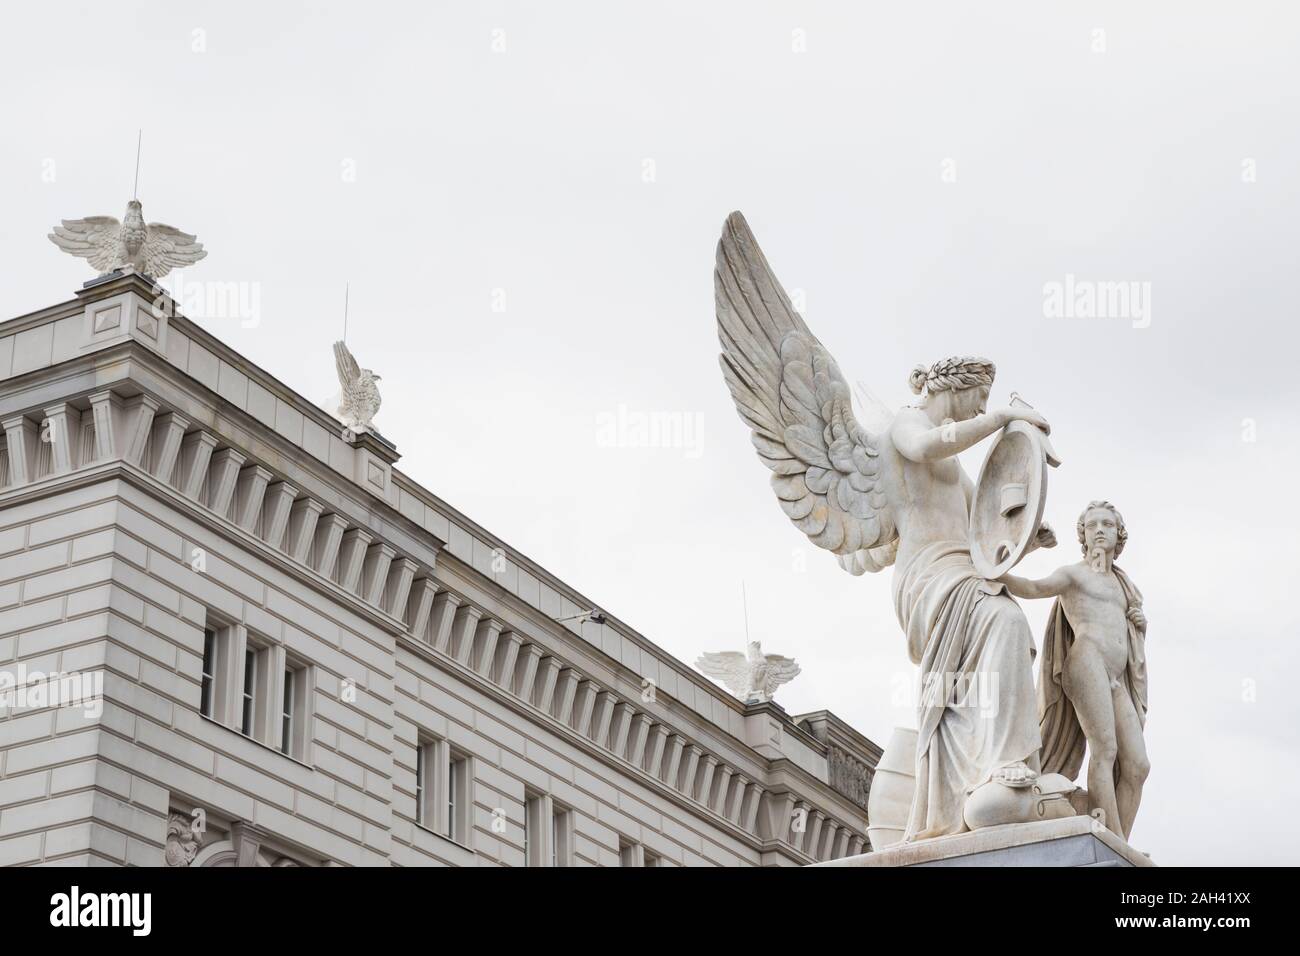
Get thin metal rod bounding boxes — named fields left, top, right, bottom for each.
left=343, top=283, right=350, bottom=343
left=742, top=582, right=750, bottom=642
left=132, top=130, right=142, bottom=199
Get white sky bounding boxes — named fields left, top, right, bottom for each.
left=3, top=1, right=1298, bottom=865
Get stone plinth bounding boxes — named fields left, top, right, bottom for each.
left=812, top=816, right=1155, bottom=867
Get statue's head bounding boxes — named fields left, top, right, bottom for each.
left=909, top=356, right=996, bottom=422
left=1077, top=500, right=1127, bottom=558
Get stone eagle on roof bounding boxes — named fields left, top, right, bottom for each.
left=333, top=341, right=382, bottom=434
left=696, top=641, right=800, bottom=704
left=48, top=199, right=206, bottom=280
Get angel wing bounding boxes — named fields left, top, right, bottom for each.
left=759, top=654, right=801, bottom=697
left=141, top=223, right=207, bottom=277
left=48, top=217, right=121, bottom=273
left=715, top=212, right=897, bottom=566
left=695, top=651, right=750, bottom=696
left=333, top=341, right=361, bottom=389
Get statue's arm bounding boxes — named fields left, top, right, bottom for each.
left=892, top=406, right=1052, bottom=463
left=891, top=410, right=1004, bottom=462
left=999, top=567, right=1074, bottom=600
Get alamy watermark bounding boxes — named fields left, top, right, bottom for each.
left=892, top=670, right=1001, bottom=719
left=0, top=664, right=103, bottom=719
left=595, top=404, right=704, bottom=459
left=155, top=273, right=262, bottom=328
left=1042, top=273, right=1151, bottom=328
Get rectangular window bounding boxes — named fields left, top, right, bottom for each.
left=412, top=737, right=470, bottom=845
left=415, top=744, right=427, bottom=826
left=241, top=647, right=256, bottom=736
left=280, top=668, right=295, bottom=755
left=551, top=805, right=572, bottom=867
left=447, top=754, right=465, bottom=843
left=619, top=840, right=645, bottom=867
left=415, top=737, right=439, bottom=830
left=199, top=618, right=306, bottom=755
left=200, top=629, right=217, bottom=718
left=277, top=659, right=311, bottom=760
left=524, top=792, right=544, bottom=867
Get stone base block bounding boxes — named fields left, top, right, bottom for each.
left=812, top=816, right=1156, bottom=867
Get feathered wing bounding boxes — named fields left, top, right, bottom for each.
left=715, top=211, right=897, bottom=566
left=695, top=652, right=750, bottom=696
left=48, top=217, right=121, bottom=273
left=333, top=341, right=361, bottom=390
left=759, top=654, right=801, bottom=697
left=141, top=223, right=207, bottom=278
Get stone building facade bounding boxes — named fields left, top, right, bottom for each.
left=0, top=272, right=879, bottom=867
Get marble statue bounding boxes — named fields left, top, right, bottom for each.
left=333, top=341, right=382, bottom=434
left=714, top=211, right=1060, bottom=842
left=999, top=500, right=1149, bottom=838
left=48, top=200, right=207, bottom=279
left=696, top=641, right=800, bottom=704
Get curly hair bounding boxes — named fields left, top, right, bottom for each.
left=1077, top=500, right=1127, bottom=557
left=909, top=356, right=996, bottom=396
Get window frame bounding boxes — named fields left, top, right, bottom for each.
left=524, top=791, right=544, bottom=867
left=200, top=628, right=218, bottom=718
left=199, top=615, right=309, bottom=761
left=447, top=750, right=470, bottom=845
left=524, top=791, right=565, bottom=867
left=241, top=645, right=257, bottom=737
left=552, top=803, right=572, bottom=867
left=414, top=735, right=472, bottom=848
left=278, top=657, right=312, bottom=760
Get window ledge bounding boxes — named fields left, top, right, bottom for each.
left=414, top=822, right=473, bottom=854
left=200, top=713, right=314, bottom=770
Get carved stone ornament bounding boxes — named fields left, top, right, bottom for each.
left=827, top=746, right=872, bottom=810
left=164, top=812, right=202, bottom=867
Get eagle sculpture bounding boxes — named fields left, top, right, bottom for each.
left=696, top=641, right=801, bottom=704
left=333, top=341, right=382, bottom=434
left=48, top=200, right=206, bottom=280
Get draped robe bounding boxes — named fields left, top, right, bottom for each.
left=892, top=541, right=1043, bottom=841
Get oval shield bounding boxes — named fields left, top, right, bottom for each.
left=969, top=421, right=1051, bottom=579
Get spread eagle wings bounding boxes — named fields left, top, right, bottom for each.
left=695, top=652, right=751, bottom=696
left=47, top=217, right=206, bottom=276
left=759, top=654, right=801, bottom=697
left=140, top=222, right=207, bottom=276
left=715, top=211, right=898, bottom=574
left=48, top=217, right=121, bottom=273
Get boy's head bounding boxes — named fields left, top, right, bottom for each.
left=1077, top=500, right=1127, bottom=558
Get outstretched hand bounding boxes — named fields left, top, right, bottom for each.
left=1035, top=522, right=1058, bottom=550
left=1002, top=406, right=1051, bottom=434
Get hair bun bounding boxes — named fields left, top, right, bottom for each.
left=908, top=364, right=929, bottom=395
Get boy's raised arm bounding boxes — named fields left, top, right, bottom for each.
left=998, top=566, right=1073, bottom=600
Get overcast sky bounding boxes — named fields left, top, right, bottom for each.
left=3, top=1, right=1298, bottom=865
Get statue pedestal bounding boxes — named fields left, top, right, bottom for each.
left=812, top=816, right=1155, bottom=867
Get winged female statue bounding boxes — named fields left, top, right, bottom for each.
left=715, top=212, right=1056, bottom=842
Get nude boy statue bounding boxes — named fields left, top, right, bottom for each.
left=998, top=501, right=1150, bottom=838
